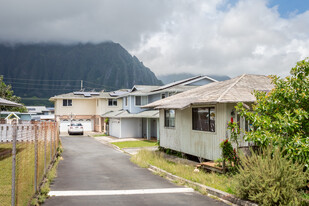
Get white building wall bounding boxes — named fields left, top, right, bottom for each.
left=96, top=98, right=123, bottom=115
left=55, top=99, right=96, bottom=116
left=159, top=103, right=229, bottom=160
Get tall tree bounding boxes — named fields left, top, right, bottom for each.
left=237, top=58, right=309, bottom=168
left=0, top=76, right=27, bottom=112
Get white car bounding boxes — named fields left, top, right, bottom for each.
left=68, top=123, right=84, bottom=135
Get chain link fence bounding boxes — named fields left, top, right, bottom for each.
left=0, top=121, right=59, bottom=206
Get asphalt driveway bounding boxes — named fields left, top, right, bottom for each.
left=44, top=136, right=227, bottom=206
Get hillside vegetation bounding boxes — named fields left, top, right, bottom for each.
left=0, top=42, right=162, bottom=105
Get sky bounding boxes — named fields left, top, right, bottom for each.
left=0, top=0, right=308, bottom=78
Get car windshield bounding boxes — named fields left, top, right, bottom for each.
left=71, top=123, right=82, bottom=126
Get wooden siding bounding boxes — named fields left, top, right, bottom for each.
left=159, top=103, right=230, bottom=160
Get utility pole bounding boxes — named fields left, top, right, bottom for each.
left=81, top=80, right=83, bottom=90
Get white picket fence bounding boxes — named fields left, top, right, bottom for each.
left=0, top=122, right=56, bottom=143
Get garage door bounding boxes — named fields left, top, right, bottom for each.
left=80, top=119, right=93, bottom=132
left=110, top=118, right=121, bottom=138
left=60, top=119, right=94, bottom=132
left=60, top=120, right=70, bottom=132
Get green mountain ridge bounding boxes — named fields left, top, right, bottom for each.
left=0, top=42, right=162, bottom=106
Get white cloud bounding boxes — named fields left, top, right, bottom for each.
left=0, top=0, right=308, bottom=77
left=132, top=0, right=309, bottom=77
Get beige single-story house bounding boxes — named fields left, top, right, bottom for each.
left=144, top=74, right=274, bottom=161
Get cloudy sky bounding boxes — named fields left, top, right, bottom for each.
left=0, top=0, right=308, bottom=77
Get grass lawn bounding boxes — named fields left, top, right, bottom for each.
left=112, top=140, right=158, bottom=149
left=93, top=133, right=108, bottom=137
left=0, top=144, right=13, bottom=206
left=131, top=149, right=236, bottom=195
left=0, top=142, right=55, bottom=206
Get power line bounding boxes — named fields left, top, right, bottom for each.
left=21, top=98, right=50, bottom=100
left=2, top=77, right=80, bottom=82
left=2, top=76, right=120, bottom=91
left=10, top=86, right=80, bottom=91
left=5, top=81, right=82, bottom=88
left=10, top=85, right=111, bottom=91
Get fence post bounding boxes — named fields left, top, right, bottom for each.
left=44, top=122, right=47, bottom=174
left=54, top=122, right=56, bottom=157
left=11, top=122, right=17, bottom=206
left=50, top=123, right=52, bottom=162
left=34, top=124, right=38, bottom=193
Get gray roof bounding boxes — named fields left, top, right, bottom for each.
left=151, top=75, right=217, bottom=92
left=143, top=74, right=274, bottom=109
left=109, top=89, right=130, bottom=97
left=116, top=76, right=217, bottom=98
left=0, top=98, right=22, bottom=107
left=50, top=91, right=115, bottom=100
left=118, top=84, right=198, bottom=98
left=117, top=85, right=160, bottom=97
left=101, top=110, right=159, bottom=119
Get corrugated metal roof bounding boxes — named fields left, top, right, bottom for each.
left=143, top=74, right=274, bottom=109
left=101, top=110, right=159, bottom=118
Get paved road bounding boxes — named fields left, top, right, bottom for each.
left=44, top=136, right=227, bottom=206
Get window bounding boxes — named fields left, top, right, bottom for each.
left=124, top=97, right=128, bottom=106
left=141, top=96, right=148, bottom=105
left=135, top=96, right=141, bottom=106
left=108, top=99, right=117, bottom=106
left=135, top=96, right=148, bottom=106
left=237, top=114, right=252, bottom=132
left=161, top=94, right=166, bottom=99
left=192, top=107, right=215, bottom=132
left=63, top=99, right=72, bottom=106
left=164, top=110, right=175, bottom=127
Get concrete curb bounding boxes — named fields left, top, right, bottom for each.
left=148, top=165, right=258, bottom=206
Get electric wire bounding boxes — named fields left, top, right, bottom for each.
left=2, top=77, right=119, bottom=90
left=4, top=81, right=82, bottom=88
left=2, top=77, right=81, bottom=82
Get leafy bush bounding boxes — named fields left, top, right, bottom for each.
left=235, top=146, right=308, bottom=205
left=220, top=139, right=239, bottom=167
left=236, top=58, right=309, bottom=168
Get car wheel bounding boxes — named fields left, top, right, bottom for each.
left=81, top=132, right=84, bottom=135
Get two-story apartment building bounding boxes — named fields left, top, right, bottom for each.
left=50, top=91, right=124, bottom=133
left=103, top=76, right=217, bottom=139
